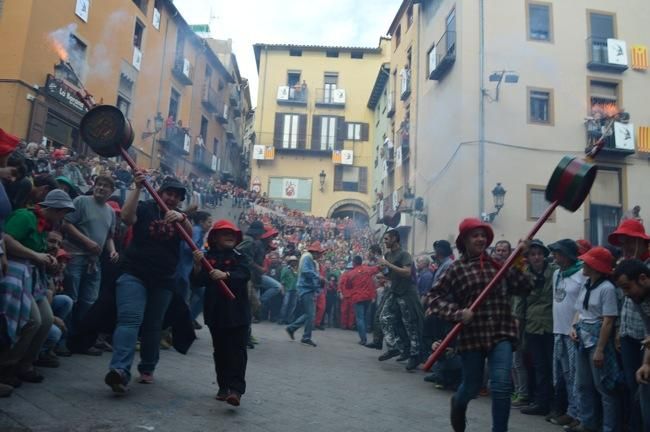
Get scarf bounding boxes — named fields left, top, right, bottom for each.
left=583, top=277, right=607, bottom=311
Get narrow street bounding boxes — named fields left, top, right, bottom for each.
left=1, top=322, right=559, bottom=432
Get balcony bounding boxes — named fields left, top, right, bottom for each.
left=172, top=57, right=193, bottom=85
left=233, top=100, right=242, bottom=118
left=399, top=126, right=410, bottom=161
left=315, top=88, right=346, bottom=108
left=192, top=147, right=217, bottom=172
left=201, top=84, right=220, bottom=113
left=225, top=123, right=235, bottom=140
left=400, top=73, right=411, bottom=100
left=159, top=150, right=177, bottom=172
left=429, top=31, right=456, bottom=80
left=386, top=93, right=395, bottom=118
left=586, top=37, right=629, bottom=73
left=585, top=118, right=635, bottom=158
left=276, top=85, right=308, bottom=106
left=215, top=102, right=229, bottom=124
left=158, top=125, right=191, bottom=155
left=229, top=86, right=240, bottom=105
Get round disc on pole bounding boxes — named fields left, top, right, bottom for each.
left=80, top=105, right=134, bottom=158
left=545, top=156, right=597, bottom=212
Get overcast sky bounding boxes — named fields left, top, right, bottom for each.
left=173, top=0, right=402, bottom=106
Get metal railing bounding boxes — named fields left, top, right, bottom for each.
left=586, top=36, right=628, bottom=71
left=315, top=88, right=346, bottom=106
left=172, top=57, right=194, bottom=84
left=276, top=85, right=308, bottom=104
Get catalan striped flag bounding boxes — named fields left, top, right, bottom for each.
left=332, top=150, right=342, bottom=164
left=264, top=146, right=275, bottom=160
left=631, top=45, right=648, bottom=70
left=638, top=126, right=650, bottom=153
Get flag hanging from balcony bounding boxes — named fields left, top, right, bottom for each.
left=614, top=122, right=635, bottom=150
left=631, top=45, right=648, bottom=70
left=637, top=126, right=650, bottom=153
left=264, top=146, right=275, bottom=160
left=253, top=145, right=265, bottom=160
left=332, top=150, right=342, bottom=164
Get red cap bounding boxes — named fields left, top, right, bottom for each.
left=0, top=128, right=20, bottom=157
left=576, top=239, right=593, bottom=255
left=608, top=219, right=650, bottom=246
left=207, top=219, right=242, bottom=244
left=579, top=246, right=614, bottom=275
left=307, top=241, right=325, bottom=253
left=455, top=218, right=494, bottom=253
left=261, top=226, right=279, bottom=239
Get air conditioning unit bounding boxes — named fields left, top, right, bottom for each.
left=277, top=86, right=289, bottom=100
left=332, top=88, right=346, bottom=104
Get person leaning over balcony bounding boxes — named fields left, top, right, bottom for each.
left=567, top=247, right=621, bottom=432
left=427, top=218, right=532, bottom=432
left=613, top=258, right=650, bottom=431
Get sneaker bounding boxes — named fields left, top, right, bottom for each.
left=378, top=349, right=401, bottom=361
left=80, top=346, right=103, bottom=356
left=17, top=368, right=44, bottom=383
left=137, top=372, right=154, bottom=384
left=160, top=338, right=172, bottom=350
left=215, top=388, right=228, bottom=401
left=54, top=346, right=72, bottom=357
left=0, top=383, right=13, bottom=398
left=564, top=423, right=595, bottom=432
left=450, top=396, right=467, bottom=432
left=405, top=356, right=420, bottom=371
left=315, top=325, right=325, bottom=331
left=423, top=373, right=438, bottom=383
left=395, top=353, right=409, bottom=362
left=225, top=391, right=241, bottom=407
left=285, top=327, right=295, bottom=340
left=301, top=339, right=317, bottom=347
left=34, top=352, right=60, bottom=368
left=511, top=395, right=529, bottom=407
left=364, top=342, right=383, bottom=350
left=193, top=320, right=203, bottom=330
left=520, top=403, right=549, bottom=416
left=105, top=369, right=128, bottom=394
left=94, top=339, right=113, bottom=353
left=358, top=340, right=367, bottom=346
left=549, top=414, right=576, bottom=426
left=249, top=335, right=259, bottom=345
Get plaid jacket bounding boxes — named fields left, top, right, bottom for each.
left=426, top=253, right=533, bottom=352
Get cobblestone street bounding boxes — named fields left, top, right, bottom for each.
left=1, top=322, right=560, bottom=432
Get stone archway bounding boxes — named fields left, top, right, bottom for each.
left=327, top=199, right=371, bottom=225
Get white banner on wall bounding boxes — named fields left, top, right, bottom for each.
left=75, top=0, right=89, bottom=22
left=282, top=178, right=299, bottom=199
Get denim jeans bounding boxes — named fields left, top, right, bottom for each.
left=109, top=273, right=173, bottom=381
left=354, top=301, right=371, bottom=344
left=280, top=290, right=298, bottom=324
left=44, top=295, right=73, bottom=350
left=64, top=255, right=101, bottom=334
left=259, top=275, right=282, bottom=304
left=190, top=285, right=205, bottom=321
left=575, top=345, right=620, bottom=432
left=553, top=334, right=579, bottom=419
left=641, top=381, right=650, bottom=431
left=287, top=291, right=315, bottom=341
left=454, top=340, right=513, bottom=432
left=620, top=336, right=646, bottom=432
left=525, top=332, right=554, bottom=409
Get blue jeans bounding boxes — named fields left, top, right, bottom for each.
left=280, top=290, right=298, bottom=324
left=553, top=334, right=579, bottom=419
left=64, top=255, right=101, bottom=333
left=455, top=340, right=513, bottom=432
left=354, top=301, right=371, bottom=344
left=287, top=292, right=314, bottom=341
left=109, top=274, right=173, bottom=380
left=525, top=332, right=554, bottom=409
left=575, top=345, right=620, bottom=432
left=190, top=286, right=205, bottom=321
left=259, top=275, right=282, bottom=304
left=44, top=295, right=73, bottom=351
left=620, top=336, right=647, bottom=432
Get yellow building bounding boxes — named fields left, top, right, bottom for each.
left=370, top=0, right=421, bottom=248
left=0, top=0, right=249, bottom=184
left=252, top=41, right=389, bottom=219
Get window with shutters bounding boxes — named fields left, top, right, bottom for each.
left=334, top=166, right=368, bottom=193
left=527, top=185, right=555, bottom=221
left=346, top=123, right=368, bottom=141
left=283, top=114, right=300, bottom=149
left=321, top=116, right=337, bottom=150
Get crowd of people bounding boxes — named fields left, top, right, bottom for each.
left=1, top=130, right=650, bottom=432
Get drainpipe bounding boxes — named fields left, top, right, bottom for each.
left=412, top=3, right=422, bottom=255
left=478, top=0, right=486, bottom=217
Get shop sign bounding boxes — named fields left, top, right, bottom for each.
left=45, top=75, right=88, bottom=115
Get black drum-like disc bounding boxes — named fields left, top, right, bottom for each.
left=80, top=105, right=132, bottom=157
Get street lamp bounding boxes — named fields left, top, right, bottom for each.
left=142, top=112, right=164, bottom=168
left=319, top=170, right=326, bottom=192
left=481, top=182, right=507, bottom=223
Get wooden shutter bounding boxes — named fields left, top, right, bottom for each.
left=335, top=116, right=346, bottom=150
left=273, top=113, right=284, bottom=147
left=297, top=114, right=307, bottom=149
left=360, top=123, right=369, bottom=141
left=311, top=115, right=321, bottom=150
left=358, top=167, right=368, bottom=193
left=334, top=165, right=343, bottom=191
left=28, top=99, right=48, bottom=144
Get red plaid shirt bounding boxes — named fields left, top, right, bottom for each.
left=426, top=253, right=532, bottom=352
